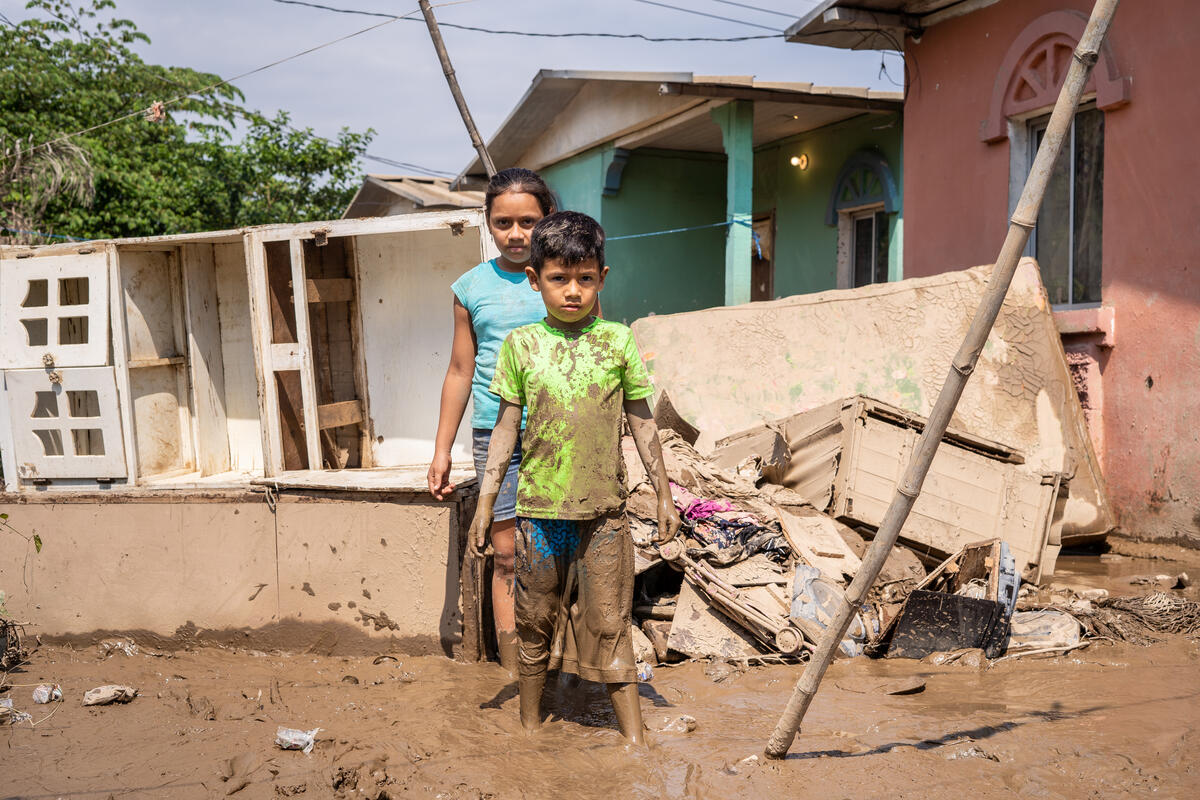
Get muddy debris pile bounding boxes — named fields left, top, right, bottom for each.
left=621, top=402, right=1199, bottom=670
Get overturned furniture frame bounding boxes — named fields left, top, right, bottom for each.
left=659, top=539, right=804, bottom=656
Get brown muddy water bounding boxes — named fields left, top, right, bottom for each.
left=3, top=553, right=1199, bottom=800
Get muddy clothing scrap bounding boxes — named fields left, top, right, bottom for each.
left=514, top=511, right=637, bottom=683
left=491, top=318, right=653, bottom=520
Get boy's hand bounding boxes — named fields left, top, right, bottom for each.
left=469, top=505, right=495, bottom=558
left=655, top=495, right=681, bottom=544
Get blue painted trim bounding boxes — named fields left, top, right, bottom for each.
left=824, top=150, right=899, bottom=226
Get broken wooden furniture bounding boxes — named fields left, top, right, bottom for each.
left=0, top=211, right=494, bottom=656
left=870, top=539, right=1019, bottom=660
left=630, top=259, right=1111, bottom=546
left=659, top=538, right=804, bottom=656
left=712, top=395, right=1067, bottom=582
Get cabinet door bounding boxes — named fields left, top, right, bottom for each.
left=3, top=366, right=127, bottom=479
left=0, top=251, right=110, bottom=368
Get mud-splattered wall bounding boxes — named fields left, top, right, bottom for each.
left=0, top=493, right=467, bottom=655
left=900, top=0, right=1200, bottom=544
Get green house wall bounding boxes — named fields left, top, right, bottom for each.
left=754, top=111, right=904, bottom=296
left=538, top=111, right=903, bottom=322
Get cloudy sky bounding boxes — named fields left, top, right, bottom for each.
left=4, top=0, right=902, bottom=177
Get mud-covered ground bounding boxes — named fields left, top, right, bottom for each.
left=3, top=551, right=1198, bottom=800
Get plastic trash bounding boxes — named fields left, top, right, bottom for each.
left=790, top=564, right=874, bottom=657
left=82, top=685, right=138, bottom=706
left=0, top=697, right=33, bottom=725
left=32, top=684, right=62, bottom=704
left=996, top=541, right=1020, bottom=618
left=97, top=638, right=139, bottom=658
left=1007, top=609, right=1082, bottom=652
left=275, top=726, right=321, bottom=754
left=636, top=662, right=654, bottom=682
left=659, top=714, right=697, bottom=733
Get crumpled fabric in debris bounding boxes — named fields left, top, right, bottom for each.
left=671, top=483, right=791, bottom=566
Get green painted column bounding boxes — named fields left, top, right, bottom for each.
left=711, top=100, right=754, bottom=306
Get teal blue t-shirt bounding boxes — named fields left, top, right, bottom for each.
left=451, top=259, right=546, bottom=429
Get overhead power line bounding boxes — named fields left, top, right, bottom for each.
left=270, top=0, right=782, bottom=41
left=631, top=0, right=783, bottom=32
left=708, top=0, right=812, bottom=20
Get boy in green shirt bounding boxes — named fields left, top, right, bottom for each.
left=469, top=211, right=680, bottom=745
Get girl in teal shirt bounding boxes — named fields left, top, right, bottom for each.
left=428, top=168, right=555, bottom=673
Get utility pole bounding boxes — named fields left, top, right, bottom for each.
left=764, top=0, right=1122, bottom=760
left=417, top=0, right=496, bottom=178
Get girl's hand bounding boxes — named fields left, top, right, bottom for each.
left=428, top=452, right=455, bottom=500
left=469, top=507, right=495, bottom=557
left=656, top=496, right=681, bottom=544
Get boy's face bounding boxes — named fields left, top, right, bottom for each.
left=526, top=256, right=608, bottom=326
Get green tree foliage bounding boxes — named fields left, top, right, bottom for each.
left=0, top=0, right=372, bottom=241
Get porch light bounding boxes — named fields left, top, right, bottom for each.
left=790, top=154, right=809, bottom=170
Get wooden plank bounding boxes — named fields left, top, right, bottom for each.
left=108, top=244, right=140, bottom=485
left=243, top=231, right=283, bottom=475
left=126, top=355, right=186, bottom=369
left=776, top=504, right=863, bottom=584
left=166, top=248, right=195, bottom=472
left=250, top=465, right=474, bottom=492
left=305, top=278, right=354, bottom=304
left=289, top=238, right=321, bottom=470
left=346, top=236, right=374, bottom=468
left=275, top=370, right=308, bottom=471
left=317, top=400, right=362, bottom=430
left=253, top=207, right=487, bottom=243
left=269, top=343, right=303, bottom=371
left=212, top=241, right=263, bottom=473
left=181, top=243, right=231, bottom=476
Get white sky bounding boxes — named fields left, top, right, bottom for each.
left=3, top=0, right=902, bottom=177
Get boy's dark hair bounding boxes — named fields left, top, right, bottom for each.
left=530, top=211, right=605, bottom=273
left=484, top=167, right=556, bottom=218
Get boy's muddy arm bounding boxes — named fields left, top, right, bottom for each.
left=624, top=398, right=681, bottom=544
left=468, top=399, right=522, bottom=556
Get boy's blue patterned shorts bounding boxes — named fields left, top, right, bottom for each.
left=513, top=510, right=636, bottom=684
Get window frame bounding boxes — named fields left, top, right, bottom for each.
left=1014, top=103, right=1104, bottom=309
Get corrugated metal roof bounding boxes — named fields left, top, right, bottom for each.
left=343, top=175, right=484, bottom=218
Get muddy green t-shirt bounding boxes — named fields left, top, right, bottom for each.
left=490, top=317, right=653, bottom=520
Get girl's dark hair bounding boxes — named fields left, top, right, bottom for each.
left=484, top=167, right=555, bottom=218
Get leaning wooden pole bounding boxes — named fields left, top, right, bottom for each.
left=764, top=0, right=1120, bottom=760
left=417, top=0, right=497, bottom=177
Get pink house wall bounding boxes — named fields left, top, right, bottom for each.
left=902, top=0, right=1200, bottom=544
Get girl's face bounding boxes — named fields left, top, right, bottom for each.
left=488, top=190, right=545, bottom=266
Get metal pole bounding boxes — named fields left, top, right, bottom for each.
left=417, top=0, right=497, bottom=177
left=764, top=0, right=1120, bottom=760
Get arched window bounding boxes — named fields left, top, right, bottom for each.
left=983, top=11, right=1130, bottom=307
left=826, top=150, right=899, bottom=289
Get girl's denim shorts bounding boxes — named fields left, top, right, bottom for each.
left=471, top=428, right=522, bottom=521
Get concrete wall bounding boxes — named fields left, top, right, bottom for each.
left=0, top=492, right=468, bottom=655
left=754, top=112, right=904, bottom=297
left=901, top=0, right=1200, bottom=543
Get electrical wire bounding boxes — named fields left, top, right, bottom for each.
left=631, top=0, right=783, bottom=32
left=706, top=0, right=810, bottom=20
left=271, top=0, right=782, bottom=41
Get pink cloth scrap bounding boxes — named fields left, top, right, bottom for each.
left=670, top=482, right=734, bottom=521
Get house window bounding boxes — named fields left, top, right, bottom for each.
left=1028, top=106, right=1104, bottom=306
left=851, top=208, right=889, bottom=288
left=826, top=150, right=899, bottom=290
